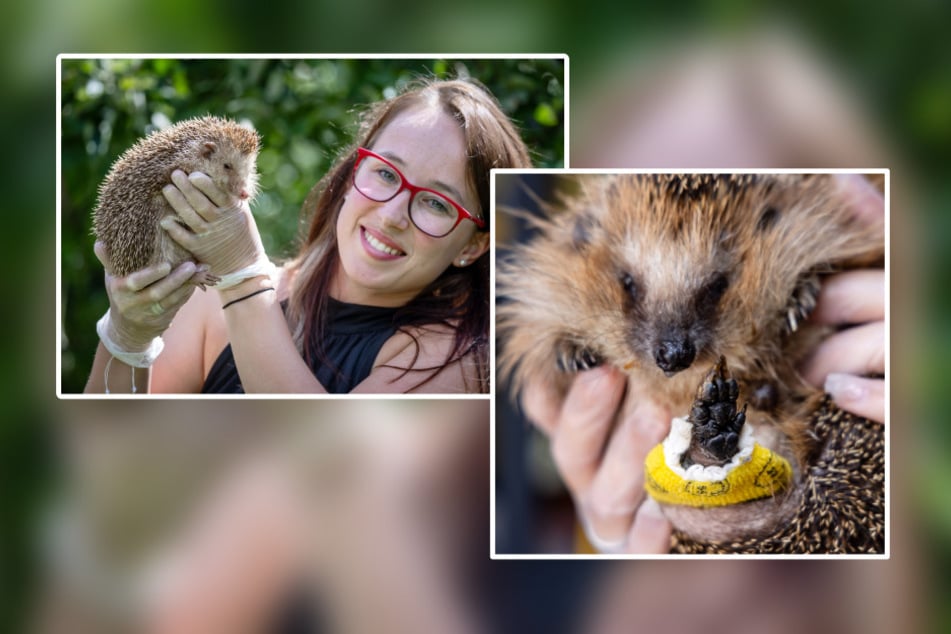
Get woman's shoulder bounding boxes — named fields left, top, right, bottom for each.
left=158, top=266, right=295, bottom=390
left=149, top=282, right=227, bottom=391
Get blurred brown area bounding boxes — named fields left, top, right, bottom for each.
left=2, top=3, right=946, bottom=633
left=35, top=400, right=490, bottom=633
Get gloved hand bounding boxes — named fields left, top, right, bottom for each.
left=94, top=241, right=202, bottom=366
left=161, top=170, right=274, bottom=289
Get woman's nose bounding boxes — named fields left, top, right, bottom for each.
left=376, top=190, right=412, bottom=229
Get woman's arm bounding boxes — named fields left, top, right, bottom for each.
left=214, top=276, right=329, bottom=394
left=150, top=284, right=228, bottom=393
left=84, top=243, right=206, bottom=394
left=85, top=283, right=224, bottom=394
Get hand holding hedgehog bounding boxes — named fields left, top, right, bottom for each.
left=520, top=365, right=674, bottom=553
left=160, top=169, right=274, bottom=288
left=92, top=241, right=206, bottom=384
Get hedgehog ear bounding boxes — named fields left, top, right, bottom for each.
left=202, top=141, right=217, bottom=158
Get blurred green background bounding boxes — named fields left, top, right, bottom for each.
left=2, top=2, right=949, bottom=633
left=58, top=56, right=564, bottom=393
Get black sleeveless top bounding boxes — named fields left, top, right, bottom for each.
left=201, top=298, right=399, bottom=394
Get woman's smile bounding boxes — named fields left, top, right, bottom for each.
left=361, top=225, right=406, bottom=259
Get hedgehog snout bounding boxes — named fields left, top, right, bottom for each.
left=654, top=329, right=696, bottom=376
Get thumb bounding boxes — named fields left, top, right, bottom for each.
left=625, top=498, right=672, bottom=554
left=93, top=240, right=115, bottom=276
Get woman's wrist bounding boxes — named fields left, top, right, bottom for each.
left=217, top=275, right=276, bottom=307
left=96, top=310, right=165, bottom=366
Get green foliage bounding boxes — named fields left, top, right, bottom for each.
left=60, top=57, right=564, bottom=393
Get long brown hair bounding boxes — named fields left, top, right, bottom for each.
left=285, top=78, right=532, bottom=392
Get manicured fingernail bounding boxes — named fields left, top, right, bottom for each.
left=825, top=373, right=865, bottom=402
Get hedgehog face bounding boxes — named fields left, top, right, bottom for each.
left=195, top=138, right=260, bottom=203
left=498, top=173, right=881, bottom=404
left=549, top=190, right=739, bottom=380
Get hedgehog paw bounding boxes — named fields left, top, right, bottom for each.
left=685, top=357, right=747, bottom=466
left=192, top=268, right=220, bottom=290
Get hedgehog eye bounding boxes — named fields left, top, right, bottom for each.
left=619, top=272, right=639, bottom=300
left=224, top=163, right=233, bottom=170
left=696, top=273, right=730, bottom=314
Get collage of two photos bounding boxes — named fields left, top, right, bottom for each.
left=56, top=56, right=885, bottom=599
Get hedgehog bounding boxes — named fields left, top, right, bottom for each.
left=92, top=115, right=261, bottom=280
left=497, top=173, right=885, bottom=554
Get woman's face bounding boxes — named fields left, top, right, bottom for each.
left=332, top=106, right=488, bottom=307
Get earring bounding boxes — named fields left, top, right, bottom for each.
left=458, top=259, right=467, bottom=267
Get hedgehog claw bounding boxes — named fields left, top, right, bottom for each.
left=556, top=342, right=603, bottom=373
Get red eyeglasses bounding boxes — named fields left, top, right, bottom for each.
left=352, top=147, right=484, bottom=238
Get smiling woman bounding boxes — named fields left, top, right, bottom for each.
left=83, top=77, right=534, bottom=394
left=333, top=109, right=489, bottom=307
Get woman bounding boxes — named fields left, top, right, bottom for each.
left=85, top=78, right=531, bottom=394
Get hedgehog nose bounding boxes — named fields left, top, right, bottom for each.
left=654, top=336, right=696, bottom=375
left=239, top=189, right=250, bottom=200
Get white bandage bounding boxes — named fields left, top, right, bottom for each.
left=213, top=260, right=277, bottom=290
left=661, top=416, right=755, bottom=482
left=96, top=310, right=165, bottom=368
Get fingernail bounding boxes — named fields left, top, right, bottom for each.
left=639, top=497, right=666, bottom=520
left=824, top=373, right=865, bottom=402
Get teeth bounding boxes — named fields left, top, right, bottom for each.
left=364, top=229, right=402, bottom=256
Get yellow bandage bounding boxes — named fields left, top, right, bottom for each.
left=645, top=442, right=792, bottom=507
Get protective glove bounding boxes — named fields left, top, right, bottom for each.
left=94, top=241, right=201, bottom=366
left=161, top=170, right=274, bottom=289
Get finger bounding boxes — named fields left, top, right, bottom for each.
left=159, top=277, right=199, bottom=311
left=550, top=366, right=626, bottom=493
left=834, top=174, right=885, bottom=237
left=520, top=377, right=564, bottom=436
left=810, top=270, right=884, bottom=325
left=161, top=215, right=199, bottom=251
left=123, top=261, right=174, bottom=292
left=625, top=498, right=672, bottom=554
left=93, top=240, right=115, bottom=275
left=169, top=169, right=218, bottom=222
left=188, top=171, right=233, bottom=208
left=800, top=321, right=885, bottom=387
left=824, top=373, right=885, bottom=424
left=163, top=180, right=209, bottom=231
left=581, top=396, right=669, bottom=544
left=137, top=260, right=198, bottom=301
